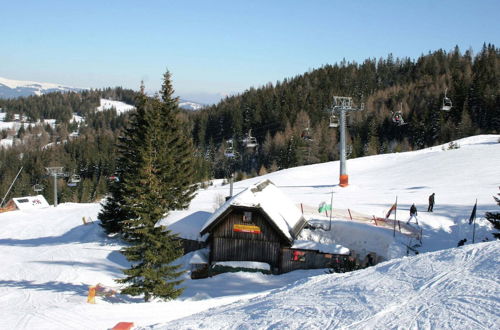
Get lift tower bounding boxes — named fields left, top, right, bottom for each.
left=46, top=167, right=64, bottom=207
left=328, top=96, right=364, bottom=187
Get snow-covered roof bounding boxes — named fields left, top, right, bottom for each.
left=12, top=195, right=50, bottom=210
left=189, top=249, right=209, bottom=264
left=291, top=240, right=350, bottom=255
left=200, top=180, right=306, bottom=241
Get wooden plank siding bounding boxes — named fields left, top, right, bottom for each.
left=180, top=238, right=206, bottom=254
left=209, top=207, right=287, bottom=273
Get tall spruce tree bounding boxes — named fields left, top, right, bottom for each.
left=115, top=71, right=197, bottom=301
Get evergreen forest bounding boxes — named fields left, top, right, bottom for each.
left=0, top=44, right=498, bottom=206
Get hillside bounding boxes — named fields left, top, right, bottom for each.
left=0, top=135, right=498, bottom=329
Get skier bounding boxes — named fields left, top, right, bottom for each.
left=407, top=203, right=418, bottom=225
left=428, top=193, right=435, bottom=212
left=457, top=238, right=467, bottom=247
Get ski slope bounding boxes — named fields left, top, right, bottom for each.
left=159, top=241, right=500, bottom=329
left=0, top=135, right=499, bottom=329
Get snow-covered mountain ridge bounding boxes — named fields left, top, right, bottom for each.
left=0, top=77, right=206, bottom=111
left=0, top=76, right=82, bottom=98
left=179, top=100, right=205, bottom=111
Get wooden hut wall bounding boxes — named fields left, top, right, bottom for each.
left=280, top=248, right=348, bottom=274
left=209, top=208, right=284, bottom=270
left=180, top=238, right=206, bottom=254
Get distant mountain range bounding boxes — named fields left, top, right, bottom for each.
left=0, top=76, right=82, bottom=98
left=0, top=76, right=205, bottom=110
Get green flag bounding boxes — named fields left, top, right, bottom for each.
left=318, top=202, right=332, bottom=213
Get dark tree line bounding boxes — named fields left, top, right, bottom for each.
left=0, top=44, right=498, bottom=204
left=189, top=44, right=499, bottom=178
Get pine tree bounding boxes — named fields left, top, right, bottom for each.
left=115, top=71, right=197, bottom=301
left=485, top=187, right=500, bottom=239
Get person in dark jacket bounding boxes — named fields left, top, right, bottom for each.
left=428, top=193, right=435, bottom=212
left=457, top=238, right=467, bottom=247
left=407, top=204, right=418, bottom=225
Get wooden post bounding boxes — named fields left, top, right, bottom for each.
left=348, top=209, right=353, bottom=221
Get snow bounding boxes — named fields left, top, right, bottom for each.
left=189, top=249, right=209, bottom=264
left=291, top=239, right=350, bottom=255
left=179, top=100, right=204, bottom=111
left=213, top=261, right=271, bottom=271
left=0, top=76, right=78, bottom=90
left=0, top=134, right=499, bottom=329
left=162, top=241, right=500, bottom=329
left=97, top=98, right=135, bottom=115
left=200, top=179, right=305, bottom=241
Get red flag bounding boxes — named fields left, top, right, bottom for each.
left=386, top=203, right=397, bottom=219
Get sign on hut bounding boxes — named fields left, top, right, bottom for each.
left=0, top=195, right=50, bottom=213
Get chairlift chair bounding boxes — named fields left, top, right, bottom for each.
left=33, top=184, right=44, bottom=192
left=392, top=111, right=405, bottom=126
left=224, top=147, right=236, bottom=158
left=301, top=128, right=313, bottom=141
left=392, top=103, right=406, bottom=126
left=70, top=174, right=81, bottom=183
left=244, top=130, right=258, bottom=148
left=224, top=139, right=236, bottom=158
left=329, top=115, right=339, bottom=128
left=108, top=175, right=119, bottom=182
left=441, top=89, right=453, bottom=111
left=67, top=174, right=80, bottom=187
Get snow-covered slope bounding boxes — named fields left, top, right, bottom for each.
left=159, top=241, right=500, bottom=329
left=179, top=100, right=205, bottom=111
left=0, top=76, right=82, bottom=98
left=97, top=98, right=135, bottom=114
left=0, top=135, right=499, bottom=329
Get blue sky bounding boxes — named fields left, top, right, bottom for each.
left=1, top=0, right=498, bottom=104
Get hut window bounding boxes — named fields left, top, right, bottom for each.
left=243, top=211, right=252, bottom=223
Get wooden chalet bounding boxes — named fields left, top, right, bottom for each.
left=199, top=180, right=350, bottom=275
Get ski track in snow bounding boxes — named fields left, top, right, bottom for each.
left=158, top=242, right=500, bottom=330
left=0, top=135, right=499, bottom=329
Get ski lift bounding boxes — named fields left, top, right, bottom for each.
left=329, top=115, right=339, bottom=128
left=392, top=111, right=406, bottom=126
left=392, top=103, right=406, bottom=126
left=243, top=130, right=258, bottom=148
left=108, top=175, right=120, bottom=182
left=224, top=139, right=236, bottom=158
left=441, top=88, right=453, bottom=111
left=301, top=127, right=313, bottom=141
left=67, top=174, right=81, bottom=187
left=33, top=184, right=44, bottom=192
